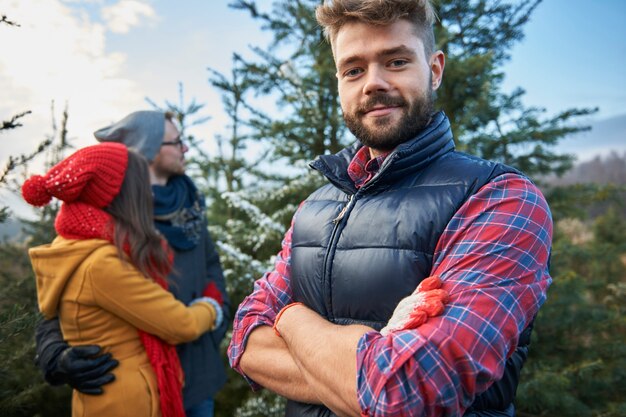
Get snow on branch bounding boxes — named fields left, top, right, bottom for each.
left=222, top=191, right=284, bottom=234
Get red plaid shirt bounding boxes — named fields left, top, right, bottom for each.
left=347, top=146, right=391, bottom=188
left=228, top=147, right=552, bottom=416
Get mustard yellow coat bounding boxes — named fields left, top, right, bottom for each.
left=29, top=237, right=217, bottom=417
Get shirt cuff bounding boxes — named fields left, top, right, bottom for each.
left=229, top=316, right=275, bottom=391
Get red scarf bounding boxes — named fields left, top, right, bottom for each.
left=56, top=202, right=186, bottom=417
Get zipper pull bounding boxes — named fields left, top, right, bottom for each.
left=332, top=195, right=353, bottom=224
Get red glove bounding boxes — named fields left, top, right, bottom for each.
left=202, top=282, right=223, bottom=306
left=380, top=276, right=449, bottom=336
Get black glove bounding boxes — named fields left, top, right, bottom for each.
left=48, top=345, right=119, bottom=395
left=35, top=318, right=118, bottom=395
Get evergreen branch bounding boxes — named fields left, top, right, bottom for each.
left=248, top=147, right=272, bottom=171
left=222, top=192, right=284, bottom=234
left=145, top=83, right=211, bottom=137
left=0, top=206, right=9, bottom=223
left=145, top=97, right=160, bottom=110
left=229, top=0, right=269, bottom=21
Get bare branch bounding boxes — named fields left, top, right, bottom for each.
left=0, top=15, right=20, bottom=27
left=0, top=139, right=53, bottom=185
left=1, top=111, right=32, bottom=131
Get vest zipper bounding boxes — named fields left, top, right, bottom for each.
left=323, top=194, right=356, bottom=320
left=332, top=194, right=353, bottom=224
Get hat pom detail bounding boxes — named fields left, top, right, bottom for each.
left=22, top=175, right=52, bottom=206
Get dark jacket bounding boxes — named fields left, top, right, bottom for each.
left=286, top=112, right=528, bottom=417
left=170, top=219, right=230, bottom=408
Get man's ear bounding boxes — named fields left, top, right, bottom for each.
left=430, top=51, right=445, bottom=90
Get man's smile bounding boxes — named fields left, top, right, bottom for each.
left=363, top=105, right=402, bottom=117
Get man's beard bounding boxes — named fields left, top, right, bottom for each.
left=343, top=87, right=435, bottom=152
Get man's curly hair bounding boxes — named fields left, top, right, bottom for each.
left=316, top=0, right=437, bottom=57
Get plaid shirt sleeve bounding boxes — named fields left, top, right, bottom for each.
left=227, top=209, right=298, bottom=388
left=356, top=173, right=553, bottom=417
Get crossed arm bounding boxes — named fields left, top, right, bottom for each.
left=241, top=312, right=371, bottom=416
left=228, top=174, right=553, bottom=416
left=239, top=325, right=320, bottom=404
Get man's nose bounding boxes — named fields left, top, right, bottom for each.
left=362, top=66, right=390, bottom=95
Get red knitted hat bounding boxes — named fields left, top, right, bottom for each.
left=22, top=142, right=128, bottom=208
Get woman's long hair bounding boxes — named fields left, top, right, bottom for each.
left=105, top=150, right=171, bottom=281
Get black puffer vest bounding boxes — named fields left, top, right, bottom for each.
left=286, top=112, right=529, bottom=417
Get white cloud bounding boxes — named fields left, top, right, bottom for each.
left=101, top=0, right=157, bottom=34
left=60, top=0, right=105, bottom=3
left=0, top=0, right=148, bottom=175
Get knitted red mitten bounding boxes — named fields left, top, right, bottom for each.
left=202, top=282, right=223, bottom=306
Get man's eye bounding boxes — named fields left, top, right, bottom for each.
left=389, top=59, right=408, bottom=67
left=344, top=68, right=363, bottom=77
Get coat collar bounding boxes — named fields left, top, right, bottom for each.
left=310, top=111, right=455, bottom=194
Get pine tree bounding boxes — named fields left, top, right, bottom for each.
left=230, top=0, right=347, bottom=163
left=0, top=242, right=73, bottom=417
left=517, top=192, right=626, bottom=416
left=434, top=1, right=597, bottom=177
left=0, top=105, right=73, bottom=416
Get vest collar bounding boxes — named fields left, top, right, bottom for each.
left=310, top=111, right=455, bottom=194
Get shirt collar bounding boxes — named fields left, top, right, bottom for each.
left=347, top=146, right=392, bottom=189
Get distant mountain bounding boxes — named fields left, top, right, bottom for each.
left=543, top=151, right=626, bottom=186
left=559, top=113, right=626, bottom=162
left=540, top=114, right=626, bottom=186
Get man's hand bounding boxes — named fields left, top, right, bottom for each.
left=47, top=345, right=119, bottom=395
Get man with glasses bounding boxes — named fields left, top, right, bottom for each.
left=33, top=110, right=230, bottom=417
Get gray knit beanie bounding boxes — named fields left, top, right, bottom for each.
left=93, top=110, right=165, bottom=162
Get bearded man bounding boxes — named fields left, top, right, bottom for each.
left=228, top=1, right=552, bottom=416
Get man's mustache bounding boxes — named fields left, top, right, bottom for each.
left=357, top=94, right=407, bottom=115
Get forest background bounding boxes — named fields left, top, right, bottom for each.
left=1, top=1, right=625, bottom=416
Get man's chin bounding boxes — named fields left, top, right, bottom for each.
left=170, top=166, right=186, bottom=177
left=360, top=125, right=400, bottom=142
left=357, top=122, right=424, bottom=150
left=346, top=113, right=409, bottom=149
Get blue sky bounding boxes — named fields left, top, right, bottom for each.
left=501, top=0, right=626, bottom=120
left=105, top=0, right=626, bottom=122
left=1, top=0, right=625, bottom=214
left=2, top=0, right=624, bottom=154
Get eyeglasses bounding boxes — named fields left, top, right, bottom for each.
left=161, top=138, right=185, bottom=150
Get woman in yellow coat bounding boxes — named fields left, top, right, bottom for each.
left=24, top=143, right=222, bottom=417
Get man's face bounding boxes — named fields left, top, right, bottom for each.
left=150, top=120, right=188, bottom=182
left=334, top=19, right=444, bottom=153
